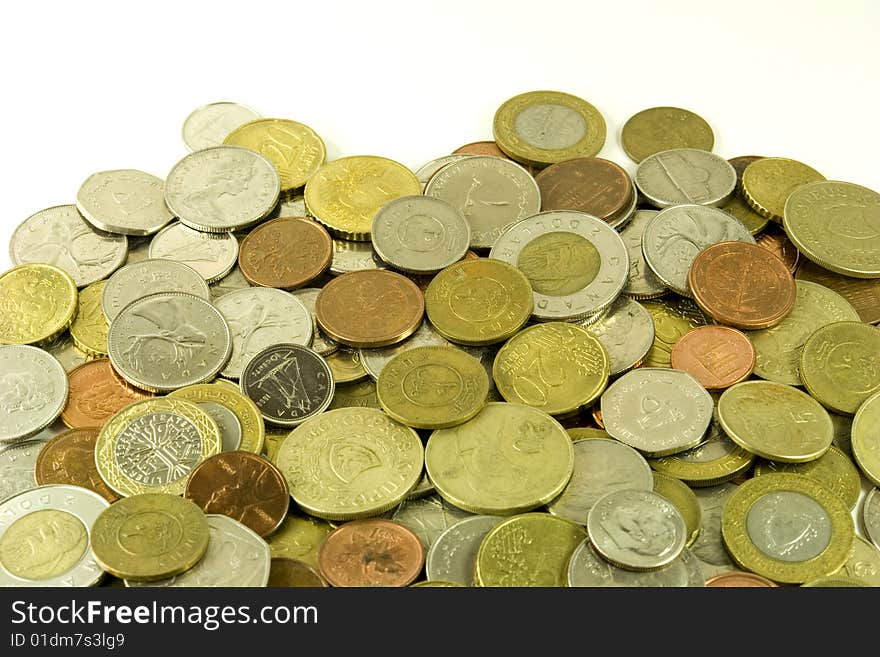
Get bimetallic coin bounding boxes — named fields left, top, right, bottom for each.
left=796, top=259, right=880, bottom=324
left=425, top=515, right=503, bottom=586
left=0, top=264, right=77, bottom=345
left=585, top=296, right=654, bottom=376
left=360, top=320, right=449, bottom=381
left=101, top=259, right=209, bottom=322
left=69, top=280, right=109, bottom=357
left=830, top=536, right=880, bottom=586
left=742, top=157, right=824, bottom=223
left=391, top=494, right=473, bottom=550
left=266, top=514, right=334, bottom=569
left=414, top=154, right=473, bottom=188
left=35, top=429, right=119, bottom=503
left=91, top=493, right=210, bottom=582
left=754, top=445, right=861, bottom=510
left=165, top=145, right=280, bottom=233
left=10, top=205, right=127, bottom=286
left=0, top=346, right=67, bottom=443
left=61, top=359, right=153, bottom=430
left=863, top=488, right=880, bottom=550
left=567, top=541, right=704, bottom=587
left=0, top=484, right=108, bottom=587
left=671, top=326, right=756, bottom=390
left=182, top=102, right=261, bottom=151
left=76, top=170, right=174, bottom=236
left=852, top=391, right=880, bottom=486
left=621, top=107, right=714, bottom=163
left=642, top=297, right=710, bottom=368
left=535, top=157, right=635, bottom=227
left=238, top=217, right=333, bottom=289
left=148, top=222, right=239, bottom=283
left=635, top=149, right=736, bottom=209
left=649, top=423, right=755, bottom=488
left=619, top=210, right=666, bottom=299
left=652, top=472, right=701, bottom=547
left=329, top=239, right=386, bottom=275
left=0, top=436, right=49, bottom=503
left=705, top=572, right=778, bottom=587
left=289, top=287, right=339, bottom=356
left=268, top=558, right=328, bottom=587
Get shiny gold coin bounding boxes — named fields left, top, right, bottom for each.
left=0, top=263, right=78, bottom=345
left=223, top=118, right=326, bottom=194
left=425, top=402, right=574, bottom=515
left=68, top=280, right=108, bottom=356
left=830, top=536, right=880, bottom=586
left=328, top=379, right=380, bottom=410
left=620, top=106, right=714, bottom=163
left=721, top=473, right=854, bottom=584
left=377, top=346, right=489, bottom=429
left=796, top=258, right=880, bottom=324
left=648, top=422, right=755, bottom=487
left=652, top=472, right=701, bottom=547
left=493, top=322, right=609, bottom=415
left=851, top=390, right=880, bottom=486
left=720, top=192, right=769, bottom=235
left=325, top=348, right=368, bottom=384
left=741, top=157, right=824, bottom=223
left=90, top=493, right=209, bottom=582
left=753, top=445, right=860, bottom=510
left=641, top=297, right=710, bottom=368
left=304, top=155, right=420, bottom=240
left=168, top=382, right=265, bottom=455
left=266, top=514, right=335, bottom=570
left=475, top=512, right=586, bottom=586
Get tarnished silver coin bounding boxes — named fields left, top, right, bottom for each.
left=390, top=494, right=473, bottom=549
left=0, top=484, right=109, bottom=587
left=585, top=297, right=654, bottom=375
left=415, top=154, right=473, bottom=188
left=490, top=210, right=629, bottom=321
left=546, top=438, right=653, bottom=525
left=642, top=205, right=755, bottom=296
left=210, top=265, right=252, bottom=299
left=618, top=209, right=666, bottom=299
left=0, top=346, right=68, bottom=443
left=407, top=470, right=436, bottom=500
left=425, top=515, right=504, bottom=586
left=126, top=515, right=269, bottom=587
left=278, top=195, right=308, bottom=217
left=214, top=287, right=313, bottom=379
left=197, top=402, right=242, bottom=452
left=148, top=222, right=239, bottom=283
left=289, top=288, right=339, bottom=356
left=691, top=483, right=739, bottom=578
left=165, top=146, right=280, bottom=233
left=76, top=170, right=174, bottom=236
left=602, top=368, right=713, bottom=457
left=329, top=239, right=386, bottom=275
left=0, top=435, right=50, bottom=502
left=107, top=292, right=232, bottom=393
left=360, top=319, right=449, bottom=381
left=41, top=332, right=94, bottom=373
left=371, top=196, right=470, bottom=274
left=240, top=343, right=334, bottom=427
left=634, top=148, right=737, bottom=209
left=864, top=488, right=880, bottom=551
left=567, top=541, right=704, bottom=587
left=182, top=102, right=261, bottom=152
left=10, top=205, right=127, bottom=287
left=102, top=259, right=210, bottom=322
left=425, top=155, right=541, bottom=249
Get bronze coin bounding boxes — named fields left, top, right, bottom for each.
left=184, top=450, right=289, bottom=538
left=796, top=259, right=880, bottom=324
left=34, top=428, right=120, bottom=502
left=591, top=406, right=605, bottom=429
left=688, top=241, right=796, bottom=330
left=728, top=155, right=765, bottom=183
left=756, top=224, right=799, bottom=273
left=705, top=572, right=778, bottom=587
left=534, top=157, right=633, bottom=222
left=671, top=325, right=755, bottom=390
left=315, top=270, right=425, bottom=348
left=239, top=216, right=332, bottom=289
left=268, top=558, right=329, bottom=587
left=61, top=358, right=154, bottom=429
left=318, top=518, right=424, bottom=587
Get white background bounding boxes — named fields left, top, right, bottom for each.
left=1, top=0, right=878, bottom=264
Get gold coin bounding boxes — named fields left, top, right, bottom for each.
left=493, top=322, right=609, bottom=415
left=830, top=536, right=880, bottom=586
left=425, top=258, right=532, bottom=346
left=741, top=157, right=824, bottom=223
left=852, top=390, right=880, bottom=486
left=325, top=348, right=368, bottom=384
left=620, top=106, right=714, bottom=163
left=652, top=472, right=701, bottom=547
left=753, top=445, right=861, bottom=510
left=95, top=397, right=222, bottom=497
left=719, top=193, right=769, bottom=235
left=425, top=402, right=574, bottom=515
left=304, top=155, right=420, bottom=240
left=721, top=473, right=853, bottom=584
left=261, top=430, right=289, bottom=464
left=90, top=493, right=209, bottom=582
left=275, top=407, right=423, bottom=520
left=223, top=118, right=325, bottom=194
left=493, top=90, right=606, bottom=168
left=475, top=512, right=586, bottom=586
left=68, top=280, right=109, bottom=357
left=0, top=263, right=78, bottom=345
left=648, top=421, right=755, bottom=487
left=377, top=346, right=489, bottom=429
left=0, top=509, right=88, bottom=580
left=328, top=379, right=379, bottom=410
left=801, top=575, right=868, bottom=587
left=641, top=297, right=710, bottom=368
left=168, top=382, right=265, bottom=454
left=796, top=258, right=880, bottom=324
left=800, top=320, right=880, bottom=415
left=717, top=380, right=832, bottom=463
left=566, top=427, right=609, bottom=440
left=266, top=514, right=334, bottom=569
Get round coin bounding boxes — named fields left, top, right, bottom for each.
left=325, top=349, right=367, bottom=384
left=635, top=149, right=736, bottom=209
left=0, top=345, right=68, bottom=443
left=742, top=157, right=824, bottom=223
left=101, top=259, right=210, bottom=321
left=649, top=422, right=755, bottom=488
left=168, top=382, right=265, bottom=455
left=535, top=157, right=635, bottom=227
left=268, top=558, right=328, bottom=587
left=414, top=154, right=474, bottom=188
left=705, top=572, right=778, bottom=587
left=567, top=541, right=704, bottom=587
left=0, top=437, right=50, bottom=502
left=266, top=514, right=335, bottom=569
left=34, top=429, right=119, bottom=502
left=425, top=515, right=504, bottom=586
left=238, top=217, right=333, bottom=289
left=289, top=287, right=339, bottom=356
left=619, top=210, right=666, bottom=299
left=0, top=263, right=77, bottom=345
left=76, top=170, right=174, bottom=236
left=621, top=107, right=714, bottom=163
left=829, top=535, right=880, bottom=586
left=148, top=222, right=239, bottom=283
left=796, top=258, right=880, bottom=324
left=328, top=380, right=379, bottom=411
left=689, top=483, right=739, bottom=576
left=586, top=296, right=655, bottom=376
left=328, top=239, right=385, bottom=274
left=863, top=488, right=880, bottom=550
left=210, top=265, right=251, bottom=299
left=390, top=494, right=474, bottom=550
left=61, top=359, right=153, bottom=429
left=852, top=391, right=880, bottom=486
left=360, top=319, right=449, bottom=380
left=641, top=297, right=710, bottom=368
left=652, top=472, right=701, bottom=547
left=69, top=280, right=109, bottom=356
left=754, top=445, right=861, bottom=510
left=671, top=325, right=756, bottom=390
left=182, top=101, right=261, bottom=151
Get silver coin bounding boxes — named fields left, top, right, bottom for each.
left=587, top=488, right=687, bottom=570
left=182, top=102, right=261, bottom=152
left=863, top=488, right=880, bottom=551
left=41, top=333, right=94, bottom=373
left=165, top=145, right=280, bottom=233
left=414, top=155, right=474, bottom=188
left=691, top=483, right=738, bottom=578
left=634, top=148, right=737, bottom=209
left=278, top=194, right=308, bottom=217
left=10, top=205, right=127, bottom=287
left=124, top=235, right=152, bottom=265
left=371, top=196, right=470, bottom=274
left=391, top=494, right=473, bottom=550
left=567, top=541, right=704, bottom=587
left=514, top=102, right=589, bottom=151
left=214, top=287, right=313, bottom=379
left=490, top=210, right=629, bottom=321
left=586, top=296, right=654, bottom=375
left=641, top=204, right=755, bottom=296
left=102, top=259, right=210, bottom=322
left=127, top=514, right=269, bottom=587
left=76, top=169, right=175, bottom=236
left=618, top=209, right=666, bottom=298
left=425, top=515, right=504, bottom=586
left=0, top=484, right=109, bottom=587
left=360, top=319, right=449, bottom=380
left=107, top=291, right=232, bottom=393
left=329, top=239, right=386, bottom=275
left=609, top=180, right=639, bottom=230
left=425, top=155, right=541, bottom=249
left=148, top=222, right=239, bottom=283
left=546, top=438, right=653, bottom=525
left=407, top=470, right=435, bottom=499
left=746, top=488, right=834, bottom=563
left=0, top=434, right=51, bottom=503
left=601, top=367, right=713, bottom=457
left=0, top=346, right=68, bottom=443
left=210, top=265, right=252, bottom=299
left=197, top=401, right=242, bottom=452
left=289, top=288, right=339, bottom=356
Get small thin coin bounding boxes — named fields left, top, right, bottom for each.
left=753, top=445, right=861, bottom=510
left=619, top=209, right=666, bottom=299
left=567, top=541, right=704, bottom=587
left=621, top=107, right=714, bottom=163
left=586, top=296, right=654, bottom=376
left=390, top=494, right=473, bottom=550
left=742, top=157, right=824, bottom=223
left=425, top=515, right=503, bottom=586
left=168, top=382, right=264, bottom=455
left=328, top=239, right=386, bottom=274
left=863, top=488, right=880, bottom=550
left=193, top=402, right=241, bottom=452
left=76, top=170, right=174, bottom=236
left=852, top=391, right=880, bottom=486
left=796, top=259, right=880, bottom=324
left=268, top=558, right=328, bottom=587
left=182, top=102, right=261, bottom=151
left=635, top=149, right=736, bottom=209
left=649, top=423, right=755, bottom=488
left=0, top=345, right=68, bottom=443
left=0, top=264, right=78, bottom=345
left=652, top=472, right=701, bottom=547
left=705, top=572, right=778, bottom=587
left=61, top=359, right=154, bottom=429
left=266, top=515, right=335, bottom=569
left=148, top=222, right=239, bottom=283
left=326, top=349, right=368, bottom=384
left=101, top=259, right=209, bottom=322
left=671, top=325, right=755, bottom=390
left=641, top=297, right=710, bottom=368
left=238, top=217, right=332, bottom=289
left=0, top=436, right=50, bottom=503
left=35, top=429, right=119, bottom=503
left=535, top=157, right=635, bottom=226
left=360, top=319, right=449, bottom=380
left=289, top=287, right=339, bottom=355
left=69, top=280, right=109, bottom=356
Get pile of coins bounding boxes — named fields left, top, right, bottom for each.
left=1, top=94, right=880, bottom=588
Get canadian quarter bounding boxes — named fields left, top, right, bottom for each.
left=0, top=346, right=68, bottom=443
left=148, top=222, right=239, bottom=283
left=102, top=259, right=210, bottom=322
left=635, top=148, right=736, bottom=208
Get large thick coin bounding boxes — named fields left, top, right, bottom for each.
left=0, top=346, right=67, bottom=443
left=0, top=436, right=51, bottom=502
left=148, top=222, right=239, bottom=283
left=0, top=264, right=78, bottom=345
left=634, top=149, right=736, bottom=208
left=169, top=382, right=265, bottom=454
left=621, top=107, right=714, bottom=163
left=852, top=390, right=880, bottom=486
left=425, top=515, right=503, bottom=586
left=567, top=541, right=704, bottom=587
left=182, top=101, right=261, bottom=151
left=742, top=157, right=824, bottom=223
left=585, top=296, right=654, bottom=376
left=76, top=170, right=174, bottom=236
left=101, top=259, right=209, bottom=322
left=35, top=429, right=120, bottom=503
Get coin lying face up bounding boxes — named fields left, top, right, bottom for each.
left=0, top=345, right=68, bottom=443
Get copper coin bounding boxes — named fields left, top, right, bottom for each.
left=591, top=406, right=605, bottom=429
left=61, top=358, right=154, bottom=428
left=671, top=325, right=755, bottom=390
left=706, top=572, right=778, bottom=587
left=268, top=558, right=329, bottom=587
left=34, top=428, right=120, bottom=502
left=535, top=157, right=633, bottom=222
left=796, top=259, right=880, bottom=324
left=239, top=216, right=332, bottom=289
left=756, top=224, right=799, bottom=273
left=728, top=155, right=765, bottom=183
left=318, top=518, right=424, bottom=587
left=688, top=241, right=796, bottom=330
left=184, top=450, right=289, bottom=538
left=315, top=270, right=425, bottom=348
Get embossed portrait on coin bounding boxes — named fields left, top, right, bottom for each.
left=599, top=505, right=675, bottom=556
left=0, top=372, right=52, bottom=413
left=825, top=341, right=879, bottom=393
left=182, top=156, right=255, bottom=219
left=118, top=511, right=183, bottom=556
left=0, top=510, right=87, bottom=579
left=517, top=232, right=600, bottom=295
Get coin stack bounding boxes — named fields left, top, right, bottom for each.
left=1, top=95, right=879, bottom=588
